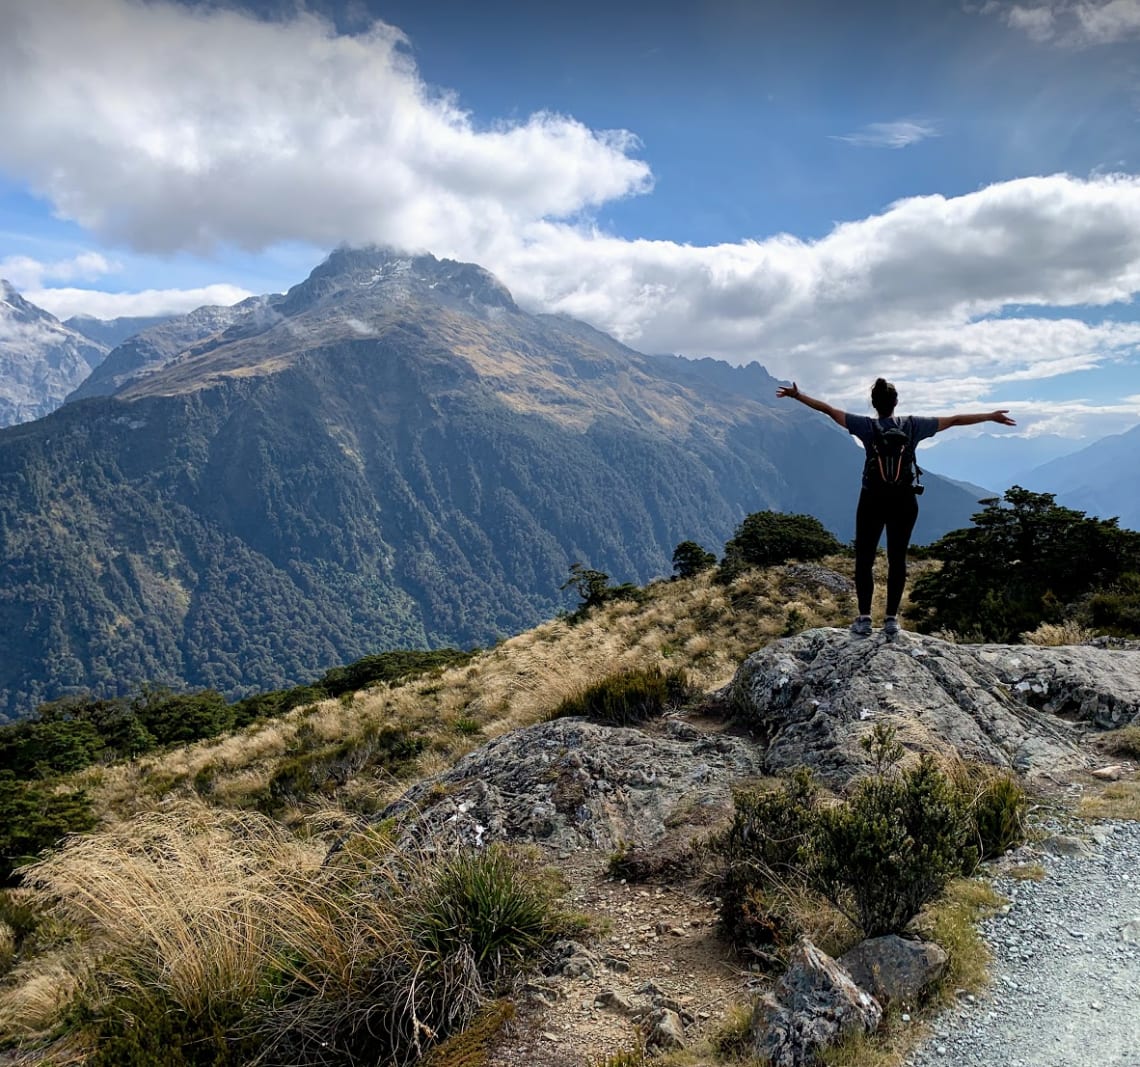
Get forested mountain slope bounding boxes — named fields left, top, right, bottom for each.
left=0, top=248, right=983, bottom=719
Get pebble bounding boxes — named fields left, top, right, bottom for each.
left=908, top=819, right=1140, bottom=1067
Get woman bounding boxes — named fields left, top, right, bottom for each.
left=776, top=378, right=1015, bottom=636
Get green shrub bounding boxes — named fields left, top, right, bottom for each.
left=709, top=728, right=983, bottom=946
left=814, top=752, right=973, bottom=938
left=70, top=994, right=261, bottom=1067
left=1085, top=573, right=1140, bottom=636
left=672, top=540, right=717, bottom=578
left=0, top=772, right=96, bottom=884
left=910, top=488, right=1140, bottom=641
left=548, top=666, right=692, bottom=725
left=717, top=510, right=841, bottom=582
left=710, top=769, right=817, bottom=953
left=262, top=727, right=425, bottom=810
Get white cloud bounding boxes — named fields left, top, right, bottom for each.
left=0, top=0, right=650, bottom=255
left=986, top=0, right=1140, bottom=44
left=0, top=252, right=119, bottom=290
left=834, top=121, right=939, bottom=149
left=26, top=284, right=254, bottom=320
left=3, top=3, right=1140, bottom=444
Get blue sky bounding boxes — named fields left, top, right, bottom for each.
left=2, top=0, right=1140, bottom=476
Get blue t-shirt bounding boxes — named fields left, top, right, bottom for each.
left=845, top=414, right=939, bottom=489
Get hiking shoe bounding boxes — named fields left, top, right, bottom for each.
left=883, top=617, right=900, bottom=637
left=850, top=616, right=873, bottom=637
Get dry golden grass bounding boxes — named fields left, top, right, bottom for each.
left=1021, top=620, right=1096, bottom=646
left=1099, top=725, right=1140, bottom=760
left=69, top=559, right=884, bottom=825
left=1006, top=862, right=1047, bottom=881
left=0, top=953, right=82, bottom=1040
left=1080, top=779, right=1140, bottom=821
left=0, top=919, right=13, bottom=975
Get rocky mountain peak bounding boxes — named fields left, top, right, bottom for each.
left=277, top=245, right=518, bottom=316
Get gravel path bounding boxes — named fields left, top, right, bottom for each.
left=908, top=820, right=1140, bottom=1067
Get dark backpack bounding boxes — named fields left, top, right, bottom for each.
left=866, top=420, right=923, bottom=494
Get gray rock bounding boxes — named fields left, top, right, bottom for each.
left=725, top=628, right=1100, bottom=782
left=378, top=716, right=763, bottom=851
left=1040, top=834, right=1092, bottom=857
left=839, top=935, right=948, bottom=1008
left=645, top=1007, right=687, bottom=1050
left=751, top=938, right=882, bottom=1066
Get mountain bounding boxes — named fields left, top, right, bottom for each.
left=1018, top=423, right=1140, bottom=531
left=915, top=431, right=1079, bottom=495
left=67, top=297, right=274, bottom=401
left=0, top=247, right=987, bottom=721
left=0, top=281, right=109, bottom=427
left=64, top=312, right=175, bottom=350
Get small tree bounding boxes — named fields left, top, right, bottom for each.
left=560, top=562, right=612, bottom=610
left=909, top=487, right=1140, bottom=641
left=672, top=540, right=717, bottom=579
left=717, top=511, right=840, bottom=582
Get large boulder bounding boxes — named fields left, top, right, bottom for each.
left=723, top=628, right=1110, bottom=781
left=751, top=938, right=882, bottom=1066
left=838, top=935, right=948, bottom=1008
left=377, top=716, right=764, bottom=851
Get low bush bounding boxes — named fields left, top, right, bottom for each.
left=717, top=510, right=841, bottom=583
left=709, top=769, right=818, bottom=954
left=548, top=666, right=692, bottom=726
left=815, top=753, right=973, bottom=937
left=0, top=773, right=96, bottom=885
left=262, top=726, right=426, bottom=810
left=709, top=727, right=1015, bottom=949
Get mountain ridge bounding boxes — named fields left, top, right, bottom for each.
left=0, top=280, right=109, bottom=426
left=0, top=247, right=987, bottom=720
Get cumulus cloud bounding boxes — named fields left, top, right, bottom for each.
left=834, top=120, right=939, bottom=148
left=985, top=0, right=1140, bottom=45
left=26, top=284, right=255, bottom=320
left=0, top=0, right=650, bottom=254
left=4, top=2, right=1140, bottom=442
left=0, top=252, right=119, bottom=290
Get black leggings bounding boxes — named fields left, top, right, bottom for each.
left=854, top=487, right=919, bottom=617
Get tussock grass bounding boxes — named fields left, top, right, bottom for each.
left=1080, top=780, right=1140, bottom=821
left=1006, top=862, right=1046, bottom=881
left=69, top=558, right=893, bottom=824
left=1100, top=725, right=1140, bottom=760
left=1, top=804, right=563, bottom=1065
left=1021, top=620, right=1096, bottom=646
left=912, top=878, right=1003, bottom=998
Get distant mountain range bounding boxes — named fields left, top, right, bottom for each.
left=0, top=280, right=109, bottom=427
left=65, top=312, right=174, bottom=350
left=1018, top=423, right=1140, bottom=532
left=0, top=248, right=989, bottom=720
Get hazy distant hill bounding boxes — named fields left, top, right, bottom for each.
left=1019, top=423, right=1140, bottom=531
left=0, top=248, right=986, bottom=720
left=0, top=281, right=108, bottom=427
left=65, top=312, right=174, bottom=350
left=915, top=431, right=1078, bottom=495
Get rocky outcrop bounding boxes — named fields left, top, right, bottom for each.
left=723, top=628, right=1127, bottom=781
left=378, top=716, right=764, bottom=852
left=751, top=939, right=882, bottom=1066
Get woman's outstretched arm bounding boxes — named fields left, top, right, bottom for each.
left=776, top=382, right=847, bottom=428
left=935, top=410, right=1016, bottom=432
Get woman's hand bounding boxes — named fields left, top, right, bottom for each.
left=990, top=410, right=1016, bottom=426
left=776, top=382, right=800, bottom=399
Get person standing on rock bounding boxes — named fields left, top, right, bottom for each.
left=776, top=378, right=1015, bottom=636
